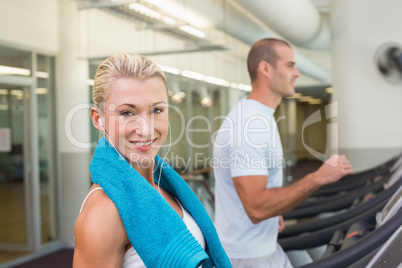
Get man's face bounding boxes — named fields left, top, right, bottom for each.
left=270, top=45, right=300, bottom=98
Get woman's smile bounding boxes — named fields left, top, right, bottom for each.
left=130, top=138, right=157, bottom=152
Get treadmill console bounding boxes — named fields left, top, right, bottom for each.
left=366, top=225, right=402, bottom=268
left=376, top=183, right=402, bottom=226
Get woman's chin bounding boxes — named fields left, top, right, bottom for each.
left=128, top=153, right=155, bottom=168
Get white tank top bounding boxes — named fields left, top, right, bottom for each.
left=79, top=187, right=206, bottom=268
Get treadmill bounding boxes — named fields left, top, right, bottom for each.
left=282, top=169, right=402, bottom=267
left=283, top=169, right=393, bottom=220
left=283, top=162, right=402, bottom=223
left=364, top=225, right=402, bottom=268
left=280, top=166, right=402, bottom=239
left=309, top=152, right=402, bottom=198
left=291, top=152, right=402, bottom=213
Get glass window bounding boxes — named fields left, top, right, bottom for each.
left=166, top=80, right=188, bottom=171
left=36, top=54, right=58, bottom=245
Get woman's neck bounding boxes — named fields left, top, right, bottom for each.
left=132, top=162, right=155, bottom=185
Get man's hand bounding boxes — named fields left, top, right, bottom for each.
left=278, top=215, right=285, bottom=233
left=314, top=155, right=354, bottom=186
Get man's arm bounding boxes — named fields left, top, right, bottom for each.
left=233, top=155, right=354, bottom=224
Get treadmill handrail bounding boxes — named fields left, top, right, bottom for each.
left=311, top=154, right=398, bottom=196
left=280, top=178, right=402, bottom=238
left=284, top=174, right=389, bottom=219
left=298, top=209, right=402, bottom=268
left=295, top=170, right=391, bottom=210
left=279, top=199, right=388, bottom=251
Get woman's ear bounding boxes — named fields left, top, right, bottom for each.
left=90, top=107, right=102, bottom=131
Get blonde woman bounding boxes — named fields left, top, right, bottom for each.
left=73, top=53, right=231, bottom=268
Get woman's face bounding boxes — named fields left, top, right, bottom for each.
left=103, top=77, right=169, bottom=167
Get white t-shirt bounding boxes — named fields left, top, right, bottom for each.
left=213, top=98, right=284, bottom=259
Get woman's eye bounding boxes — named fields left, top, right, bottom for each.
left=121, top=111, right=134, bottom=117
left=152, top=108, right=163, bottom=114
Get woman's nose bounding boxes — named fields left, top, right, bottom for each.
left=133, top=115, right=152, bottom=137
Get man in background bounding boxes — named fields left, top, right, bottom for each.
left=213, top=38, right=354, bottom=267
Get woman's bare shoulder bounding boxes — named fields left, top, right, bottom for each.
left=75, top=184, right=127, bottom=240
left=73, top=185, right=128, bottom=267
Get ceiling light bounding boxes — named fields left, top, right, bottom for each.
left=0, top=65, right=31, bottom=76
left=11, top=89, right=23, bottom=97
left=0, top=65, right=49, bottom=78
left=181, top=70, right=205, bottom=80
left=237, top=84, right=252, bottom=92
left=36, top=88, right=48, bottom=94
left=325, top=87, right=334, bottom=93
left=129, top=3, right=176, bottom=25
left=169, top=80, right=185, bottom=103
left=159, top=64, right=180, bottom=75
left=199, top=82, right=211, bottom=107
left=201, top=97, right=211, bottom=107
left=179, top=25, right=206, bottom=39
left=162, top=17, right=176, bottom=25
left=154, top=63, right=253, bottom=94
left=129, top=3, right=162, bottom=20
left=204, top=76, right=230, bottom=86
left=171, top=94, right=182, bottom=103
left=143, top=0, right=210, bottom=28
left=171, top=92, right=186, bottom=103
left=0, top=89, right=8, bottom=95
left=230, top=83, right=238, bottom=88
left=35, top=71, right=49, bottom=78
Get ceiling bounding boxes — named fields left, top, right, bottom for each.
left=74, top=0, right=332, bottom=99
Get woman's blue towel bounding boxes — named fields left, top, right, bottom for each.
left=90, top=137, right=231, bottom=267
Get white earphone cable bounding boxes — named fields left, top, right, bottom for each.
left=99, top=119, right=125, bottom=161
left=157, top=121, right=172, bottom=196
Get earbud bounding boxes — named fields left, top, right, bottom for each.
left=97, top=117, right=125, bottom=161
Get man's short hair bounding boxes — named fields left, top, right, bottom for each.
left=247, top=38, right=291, bottom=82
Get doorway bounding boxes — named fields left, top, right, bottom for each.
left=0, top=84, right=30, bottom=263
left=0, top=73, right=59, bottom=265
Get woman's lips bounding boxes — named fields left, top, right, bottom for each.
left=130, top=138, right=156, bottom=152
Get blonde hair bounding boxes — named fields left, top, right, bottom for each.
left=92, top=53, right=168, bottom=113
